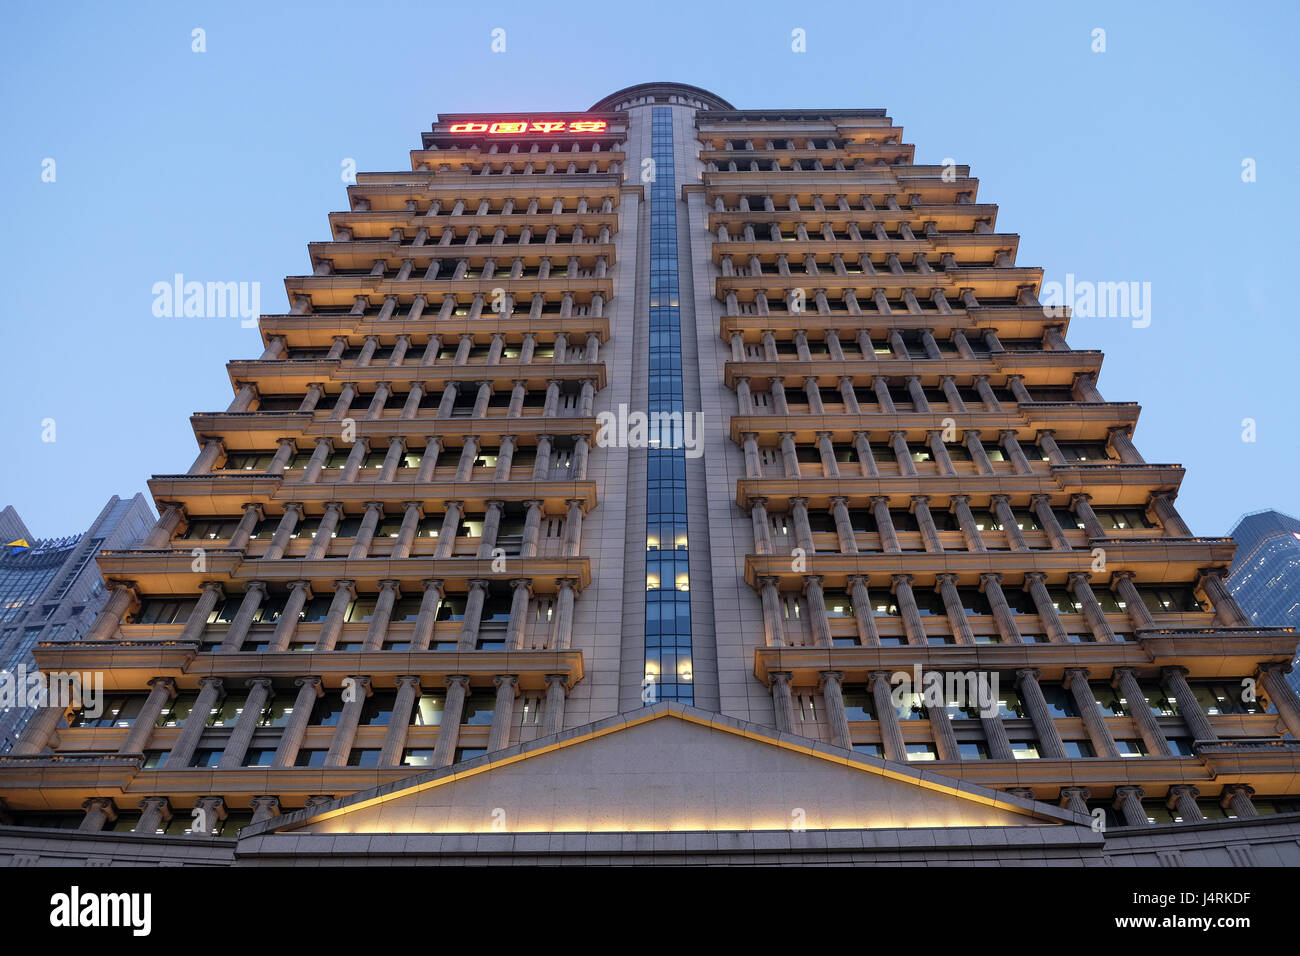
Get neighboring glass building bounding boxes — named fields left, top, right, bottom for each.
left=1228, top=510, right=1300, bottom=693
left=0, top=495, right=154, bottom=752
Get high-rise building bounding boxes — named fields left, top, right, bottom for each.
left=1228, top=510, right=1300, bottom=694
left=0, top=495, right=155, bottom=752
left=2, top=83, right=1298, bottom=865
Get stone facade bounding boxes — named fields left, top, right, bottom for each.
left=1, top=82, right=1297, bottom=864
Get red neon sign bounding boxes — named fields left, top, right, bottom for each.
left=448, top=120, right=607, bottom=135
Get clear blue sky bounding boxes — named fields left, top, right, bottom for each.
left=1, top=0, right=1296, bottom=539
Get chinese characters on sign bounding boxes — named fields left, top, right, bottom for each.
left=448, top=120, right=608, bottom=134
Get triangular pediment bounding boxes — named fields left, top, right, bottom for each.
left=247, top=704, right=1083, bottom=837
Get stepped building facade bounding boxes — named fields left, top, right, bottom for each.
left=2, top=83, right=1299, bottom=866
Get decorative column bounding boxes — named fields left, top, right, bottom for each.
left=890, top=432, right=916, bottom=477
left=829, top=497, right=857, bottom=554
left=324, top=676, right=372, bottom=767
left=742, top=433, right=763, bottom=477
left=1197, top=569, right=1251, bottom=626
left=1111, top=668, right=1173, bottom=756
left=218, top=582, right=268, bottom=652
left=250, top=796, right=281, bottom=825
left=750, top=498, right=774, bottom=555
left=912, top=496, right=943, bottom=552
left=815, top=432, right=839, bottom=476
left=362, top=580, right=401, bottom=651
left=950, top=496, right=986, bottom=552
left=1258, top=664, right=1300, bottom=737
left=1161, top=666, right=1217, bottom=742
left=868, top=671, right=906, bottom=762
left=271, top=676, right=323, bottom=768
left=458, top=579, right=491, bottom=650
left=1037, top=430, right=1065, bottom=464
left=262, top=504, right=303, bottom=559
left=1221, top=785, right=1258, bottom=819
left=892, top=575, right=927, bottom=646
left=1014, top=669, right=1067, bottom=758
left=778, top=433, right=800, bottom=477
left=561, top=499, right=584, bottom=557
left=391, top=502, right=423, bottom=559
left=1000, top=430, right=1033, bottom=474
left=1069, top=572, right=1117, bottom=642
left=571, top=434, right=589, bottom=478
left=1024, top=573, right=1070, bottom=643
left=853, top=432, right=878, bottom=477
left=1111, top=571, right=1155, bottom=631
left=188, top=439, right=225, bottom=475
left=1031, top=495, right=1071, bottom=551
left=79, top=798, right=117, bottom=832
left=411, top=579, right=445, bottom=651
left=162, top=677, right=225, bottom=769
left=980, top=573, right=1022, bottom=644
left=301, top=438, right=333, bottom=483
left=435, top=501, right=463, bottom=558
left=304, top=503, right=342, bottom=560
left=1108, top=427, right=1146, bottom=464
left=520, top=500, right=544, bottom=557
left=177, top=582, right=224, bottom=644
left=347, top=501, right=385, bottom=559
left=871, top=497, right=900, bottom=553
left=268, top=581, right=312, bottom=651
left=379, top=676, right=423, bottom=767
left=534, top=435, right=554, bottom=478
left=228, top=503, right=264, bottom=549
left=1166, top=786, right=1203, bottom=823
left=541, top=675, right=568, bottom=736
left=315, top=580, right=357, bottom=652
left=550, top=579, right=576, bottom=649
left=9, top=699, right=70, bottom=755
left=218, top=678, right=275, bottom=769
left=991, top=496, right=1028, bottom=551
left=1114, top=786, right=1149, bottom=827
left=770, top=672, right=797, bottom=733
left=1149, top=493, right=1194, bottom=537
left=981, top=709, right=1015, bottom=762
left=803, top=576, right=833, bottom=647
left=759, top=577, right=785, bottom=647
left=1059, top=787, right=1091, bottom=815
left=936, top=574, right=975, bottom=645
left=134, top=797, right=172, bottom=834
left=1071, top=493, right=1106, bottom=538
left=964, top=430, right=992, bottom=473
left=1063, top=668, right=1121, bottom=759
left=505, top=579, right=532, bottom=649
left=487, top=675, right=518, bottom=752
left=142, top=503, right=186, bottom=548
left=85, top=581, right=139, bottom=641
left=119, top=677, right=177, bottom=754
left=789, top=497, right=816, bottom=554
left=847, top=575, right=880, bottom=646
left=819, top=671, right=853, bottom=750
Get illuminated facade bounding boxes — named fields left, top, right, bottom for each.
left=2, top=82, right=1299, bottom=866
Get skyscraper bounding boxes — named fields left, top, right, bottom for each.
left=1228, top=510, right=1300, bottom=694
left=2, top=83, right=1298, bottom=865
left=0, top=495, right=154, bottom=753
